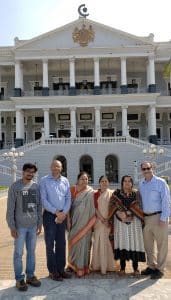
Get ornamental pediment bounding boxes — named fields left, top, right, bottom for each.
left=14, top=18, right=154, bottom=54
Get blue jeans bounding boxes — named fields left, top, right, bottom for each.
left=43, top=210, right=66, bottom=274
left=13, top=226, right=37, bottom=281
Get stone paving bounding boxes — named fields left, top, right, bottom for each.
left=0, top=194, right=171, bottom=299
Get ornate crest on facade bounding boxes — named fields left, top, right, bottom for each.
left=72, top=24, right=95, bottom=47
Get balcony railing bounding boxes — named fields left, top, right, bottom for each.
left=1, top=87, right=171, bottom=100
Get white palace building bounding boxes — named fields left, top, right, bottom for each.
left=1, top=5, right=171, bottom=186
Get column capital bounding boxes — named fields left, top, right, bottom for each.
left=16, top=108, right=22, bottom=113
left=70, top=106, right=76, bottom=112
left=121, top=105, right=128, bottom=109
left=43, top=108, right=49, bottom=112
left=148, top=54, right=155, bottom=60
left=69, top=57, right=75, bottom=63
left=149, top=104, right=156, bottom=109
left=95, top=106, right=101, bottom=111
left=42, top=59, right=48, bottom=63
left=94, top=57, right=99, bottom=63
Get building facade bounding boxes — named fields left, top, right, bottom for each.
left=1, top=9, right=171, bottom=184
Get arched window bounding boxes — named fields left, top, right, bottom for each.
left=79, top=155, right=94, bottom=183
left=105, top=155, right=118, bottom=183
left=54, top=155, right=67, bottom=177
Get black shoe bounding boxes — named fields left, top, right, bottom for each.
left=150, top=269, right=164, bottom=279
left=141, top=267, right=155, bottom=275
left=65, top=267, right=74, bottom=273
left=16, top=279, right=28, bottom=292
left=49, top=272, right=63, bottom=281
left=26, top=275, right=41, bottom=287
left=60, top=271, right=72, bottom=279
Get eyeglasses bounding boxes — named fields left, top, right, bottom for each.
left=142, top=167, right=151, bottom=171
left=24, top=170, right=36, bottom=174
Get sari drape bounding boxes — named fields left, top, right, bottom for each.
left=68, top=186, right=96, bottom=277
left=91, top=189, right=116, bottom=274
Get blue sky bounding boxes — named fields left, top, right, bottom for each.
left=0, top=0, right=171, bottom=46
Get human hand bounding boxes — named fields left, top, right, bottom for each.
left=56, top=211, right=66, bottom=222
left=10, top=229, right=18, bottom=239
left=37, top=225, right=42, bottom=235
left=116, top=211, right=127, bottom=221
left=159, top=220, right=167, bottom=227
left=55, top=217, right=63, bottom=224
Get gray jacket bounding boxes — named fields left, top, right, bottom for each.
left=6, top=179, right=42, bottom=229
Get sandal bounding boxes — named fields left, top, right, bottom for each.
left=132, top=270, right=140, bottom=277
left=118, top=269, right=126, bottom=276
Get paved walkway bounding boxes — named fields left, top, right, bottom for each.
left=0, top=194, right=171, bottom=299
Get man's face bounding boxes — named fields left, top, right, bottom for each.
left=23, top=168, right=36, bottom=181
left=51, top=160, right=62, bottom=177
left=141, top=162, right=153, bottom=178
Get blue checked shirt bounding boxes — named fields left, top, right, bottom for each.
left=39, top=174, right=71, bottom=214
left=139, top=175, right=170, bottom=221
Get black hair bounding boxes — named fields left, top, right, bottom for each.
left=98, top=175, right=109, bottom=183
left=140, top=161, right=153, bottom=169
left=121, top=175, right=133, bottom=190
left=22, top=163, right=38, bottom=172
left=77, top=171, right=89, bottom=181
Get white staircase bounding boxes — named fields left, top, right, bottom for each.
left=0, top=164, right=22, bottom=178
left=1, top=137, right=171, bottom=184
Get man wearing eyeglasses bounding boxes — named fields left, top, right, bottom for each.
left=139, top=161, right=170, bottom=279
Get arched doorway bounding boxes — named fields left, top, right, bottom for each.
left=105, top=155, right=118, bottom=183
left=79, top=155, right=94, bottom=183
left=53, top=155, right=67, bottom=177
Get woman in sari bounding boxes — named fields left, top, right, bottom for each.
left=67, top=171, right=96, bottom=277
left=109, top=175, right=146, bottom=276
left=91, top=176, right=116, bottom=274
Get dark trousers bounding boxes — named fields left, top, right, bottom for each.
left=120, top=259, right=138, bottom=271
left=43, top=210, right=66, bottom=274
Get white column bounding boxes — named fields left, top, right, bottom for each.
left=148, top=55, right=155, bottom=85
left=0, top=111, right=2, bottom=140
left=0, top=66, right=1, bottom=91
left=70, top=107, right=76, bottom=139
left=43, top=60, right=48, bottom=87
left=95, top=106, right=101, bottom=141
left=122, top=105, right=128, bottom=136
left=15, top=60, right=21, bottom=88
left=20, top=63, right=23, bottom=90
left=120, top=57, right=127, bottom=85
left=146, top=60, right=150, bottom=87
left=69, top=58, right=75, bottom=87
left=148, top=105, right=156, bottom=135
left=94, top=58, right=100, bottom=86
left=16, top=109, right=24, bottom=139
left=43, top=108, right=50, bottom=138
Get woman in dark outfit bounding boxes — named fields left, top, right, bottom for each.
left=109, top=175, right=146, bottom=276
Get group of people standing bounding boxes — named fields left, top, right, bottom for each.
left=6, top=159, right=170, bottom=292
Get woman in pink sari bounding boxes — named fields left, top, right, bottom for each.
left=91, top=176, right=116, bottom=274
left=67, top=172, right=96, bottom=277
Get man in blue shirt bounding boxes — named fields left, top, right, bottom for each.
left=139, top=161, right=170, bottom=279
left=39, top=159, right=71, bottom=281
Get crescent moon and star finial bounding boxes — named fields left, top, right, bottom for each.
left=78, top=4, right=89, bottom=18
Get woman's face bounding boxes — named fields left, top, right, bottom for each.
left=99, top=177, right=109, bottom=191
left=122, top=177, right=133, bottom=190
left=78, top=174, right=89, bottom=188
